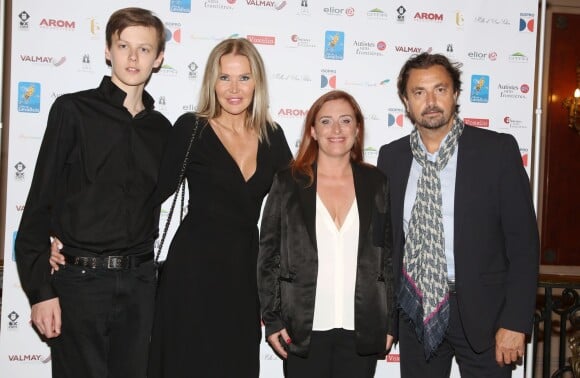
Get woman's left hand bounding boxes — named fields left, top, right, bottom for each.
left=266, top=328, right=291, bottom=359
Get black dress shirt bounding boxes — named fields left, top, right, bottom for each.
left=15, top=76, right=172, bottom=305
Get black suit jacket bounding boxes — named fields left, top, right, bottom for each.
left=258, top=162, right=394, bottom=357
left=377, top=125, right=539, bottom=352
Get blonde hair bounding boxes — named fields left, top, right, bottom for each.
left=196, top=38, right=275, bottom=142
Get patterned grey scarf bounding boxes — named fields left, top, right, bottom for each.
left=398, top=117, right=464, bottom=359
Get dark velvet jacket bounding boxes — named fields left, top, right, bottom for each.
left=258, top=162, right=394, bottom=357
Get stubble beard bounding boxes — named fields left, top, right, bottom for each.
left=409, top=106, right=455, bottom=130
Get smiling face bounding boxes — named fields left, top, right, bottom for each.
left=403, top=64, right=458, bottom=133
left=214, top=53, right=256, bottom=118
left=310, top=98, right=359, bottom=161
left=105, top=25, right=164, bottom=93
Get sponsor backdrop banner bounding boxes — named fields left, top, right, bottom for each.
left=1, top=0, right=536, bottom=376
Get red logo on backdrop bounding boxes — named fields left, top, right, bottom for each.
left=464, top=118, right=490, bottom=128
left=522, top=153, right=528, bottom=167
left=345, top=7, right=355, bottom=16
left=377, top=41, right=387, bottom=51
left=520, top=84, right=530, bottom=93
left=387, top=354, right=400, bottom=362
left=247, top=35, right=276, bottom=45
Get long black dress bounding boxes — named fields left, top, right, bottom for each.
left=148, top=113, right=292, bottom=378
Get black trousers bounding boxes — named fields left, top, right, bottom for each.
left=285, top=328, right=378, bottom=378
left=49, top=259, right=156, bottom=378
left=398, top=294, right=512, bottom=378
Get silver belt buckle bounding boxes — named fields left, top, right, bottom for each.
left=107, top=256, right=125, bottom=269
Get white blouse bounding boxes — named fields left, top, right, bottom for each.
left=312, top=193, right=360, bottom=331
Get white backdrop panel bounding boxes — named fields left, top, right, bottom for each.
left=1, top=1, right=537, bottom=376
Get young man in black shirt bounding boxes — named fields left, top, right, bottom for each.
left=15, top=8, right=171, bottom=378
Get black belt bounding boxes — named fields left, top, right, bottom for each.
left=62, top=252, right=153, bottom=270
left=448, top=280, right=457, bottom=295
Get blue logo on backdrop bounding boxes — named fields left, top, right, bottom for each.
left=470, top=75, right=490, bottom=103
left=324, top=31, right=345, bottom=60
left=171, top=0, right=191, bottom=13
left=18, top=82, right=41, bottom=113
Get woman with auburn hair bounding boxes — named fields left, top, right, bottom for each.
left=258, top=90, right=395, bottom=377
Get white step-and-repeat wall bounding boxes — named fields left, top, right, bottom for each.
left=1, top=0, right=537, bottom=376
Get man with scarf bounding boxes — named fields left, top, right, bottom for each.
left=377, top=53, right=539, bottom=377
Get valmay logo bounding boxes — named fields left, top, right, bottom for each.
left=394, top=45, right=424, bottom=54
left=321, top=68, right=337, bottom=89
left=39, top=18, right=75, bottom=30
left=18, top=11, right=31, bottom=30
left=519, top=13, right=534, bottom=32
left=8, top=354, right=51, bottom=364
left=396, top=6, right=406, bottom=22
left=14, top=161, right=26, bottom=181
left=165, top=22, right=182, bottom=43
left=8, top=311, right=19, bottom=329
left=171, top=0, right=192, bottom=13
left=470, top=75, right=490, bottom=103
left=20, top=55, right=66, bottom=66
left=324, top=31, right=345, bottom=60
left=367, top=8, right=388, bottom=21
left=18, top=82, right=41, bottom=113
left=353, top=40, right=386, bottom=56
left=245, top=0, right=287, bottom=10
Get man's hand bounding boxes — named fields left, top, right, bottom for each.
left=31, top=298, right=61, bottom=338
left=49, top=237, right=65, bottom=272
left=495, top=328, right=525, bottom=367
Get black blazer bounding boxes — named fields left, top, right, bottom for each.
left=377, top=125, right=539, bottom=352
left=258, top=162, right=394, bottom=357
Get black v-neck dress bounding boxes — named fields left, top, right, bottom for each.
left=148, top=113, right=292, bottom=377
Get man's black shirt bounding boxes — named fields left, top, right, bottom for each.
left=15, top=76, right=172, bottom=305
